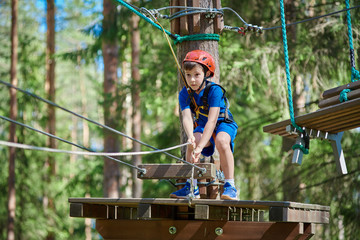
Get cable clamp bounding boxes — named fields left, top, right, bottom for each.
left=205, top=8, right=220, bottom=19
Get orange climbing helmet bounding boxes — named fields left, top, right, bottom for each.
left=183, top=50, right=215, bottom=77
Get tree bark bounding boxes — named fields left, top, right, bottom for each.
left=176, top=0, right=221, bottom=153
left=45, top=1, right=56, bottom=239
left=174, top=0, right=222, bottom=198
left=7, top=1, right=18, bottom=239
left=102, top=0, right=120, bottom=198
left=130, top=9, right=143, bottom=198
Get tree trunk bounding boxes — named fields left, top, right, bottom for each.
left=130, top=8, right=143, bottom=198
left=7, top=1, right=18, bottom=239
left=175, top=0, right=221, bottom=153
left=44, top=1, right=56, bottom=239
left=102, top=0, right=120, bottom=198
left=172, top=0, right=222, bottom=198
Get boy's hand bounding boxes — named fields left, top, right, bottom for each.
left=192, top=147, right=202, bottom=162
left=187, top=136, right=196, bottom=148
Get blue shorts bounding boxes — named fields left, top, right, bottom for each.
left=194, top=121, right=238, bottom=157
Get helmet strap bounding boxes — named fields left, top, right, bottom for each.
left=195, top=76, right=211, bottom=93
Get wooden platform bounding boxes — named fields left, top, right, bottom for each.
left=263, top=98, right=360, bottom=138
left=137, top=163, right=216, bottom=179
left=69, top=198, right=330, bottom=239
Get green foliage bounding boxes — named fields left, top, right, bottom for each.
left=0, top=0, right=359, bottom=239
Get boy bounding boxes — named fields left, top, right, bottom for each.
left=170, top=50, right=238, bottom=200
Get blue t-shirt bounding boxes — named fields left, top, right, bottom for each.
left=179, top=82, right=234, bottom=127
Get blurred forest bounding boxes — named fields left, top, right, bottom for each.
left=0, top=0, right=359, bottom=239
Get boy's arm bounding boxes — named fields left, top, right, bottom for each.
left=193, top=107, right=220, bottom=161
left=182, top=108, right=195, bottom=146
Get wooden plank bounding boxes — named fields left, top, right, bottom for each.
left=170, top=0, right=179, bottom=34
left=322, top=81, right=360, bottom=99
left=69, top=203, right=107, bottom=219
left=137, top=163, right=216, bottom=179
left=179, top=0, right=188, bottom=35
left=96, top=219, right=306, bottom=240
left=192, top=0, right=200, bottom=33
left=213, top=0, right=224, bottom=34
left=68, top=198, right=330, bottom=211
left=319, top=89, right=360, bottom=108
left=195, top=204, right=229, bottom=220
left=263, top=98, right=360, bottom=136
left=269, top=207, right=329, bottom=224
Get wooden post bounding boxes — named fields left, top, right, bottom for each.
left=171, top=0, right=223, bottom=199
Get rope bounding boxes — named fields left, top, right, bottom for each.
left=173, top=33, right=220, bottom=44
left=0, top=140, right=189, bottom=157
left=0, top=80, right=206, bottom=173
left=116, top=0, right=177, bottom=39
left=345, top=0, right=359, bottom=82
left=339, top=89, right=351, bottom=102
left=279, top=0, right=304, bottom=133
left=292, top=144, right=309, bottom=154
left=0, top=115, right=145, bottom=172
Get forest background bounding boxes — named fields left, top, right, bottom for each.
left=0, top=0, right=359, bottom=239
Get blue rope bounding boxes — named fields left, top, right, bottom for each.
left=345, top=0, right=359, bottom=82
left=339, top=89, right=351, bottom=102
left=116, top=0, right=220, bottom=44
left=279, top=0, right=303, bottom=133
left=116, top=0, right=175, bottom=38
left=174, top=33, right=220, bottom=44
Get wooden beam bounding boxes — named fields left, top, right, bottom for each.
left=69, top=203, right=107, bottom=219
left=319, top=89, right=360, bottom=108
left=322, top=81, right=360, bottom=99
left=170, top=0, right=179, bottom=34
left=192, top=0, right=200, bottom=33
left=179, top=0, right=188, bottom=35
left=263, top=98, right=360, bottom=136
left=96, top=220, right=309, bottom=240
left=213, top=0, right=224, bottom=33
left=269, top=206, right=329, bottom=224
left=137, top=163, right=216, bottom=179
left=68, top=198, right=330, bottom=212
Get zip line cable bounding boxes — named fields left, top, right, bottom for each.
left=263, top=4, right=360, bottom=31
left=0, top=115, right=146, bottom=172
left=0, top=80, right=207, bottom=173
left=143, top=3, right=360, bottom=33
left=0, top=140, right=190, bottom=157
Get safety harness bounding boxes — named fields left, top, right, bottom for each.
left=189, top=81, right=234, bottom=124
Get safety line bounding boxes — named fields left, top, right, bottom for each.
left=0, top=140, right=189, bottom=157
left=116, top=0, right=177, bottom=39
left=150, top=4, right=360, bottom=33
left=264, top=5, right=360, bottom=30
left=279, top=0, right=303, bottom=132
left=0, top=81, right=206, bottom=173
left=0, top=115, right=145, bottom=172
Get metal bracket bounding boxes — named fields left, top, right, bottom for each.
left=286, top=125, right=348, bottom=174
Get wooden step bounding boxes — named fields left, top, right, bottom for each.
left=319, top=89, right=360, bottom=108
left=322, top=81, right=360, bottom=99
left=137, top=163, right=216, bottom=179
left=263, top=98, right=360, bottom=138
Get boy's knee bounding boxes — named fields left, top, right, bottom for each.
left=215, top=136, right=230, bottom=151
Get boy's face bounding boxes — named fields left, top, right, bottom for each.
left=184, top=64, right=208, bottom=91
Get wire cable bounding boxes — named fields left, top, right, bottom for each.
left=0, top=115, right=145, bottom=172
left=0, top=80, right=206, bottom=173
left=263, top=5, right=360, bottom=30
left=0, top=140, right=189, bottom=157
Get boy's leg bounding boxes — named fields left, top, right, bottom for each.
left=215, top=132, right=234, bottom=179
left=215, top=131, right=238, bottom=200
